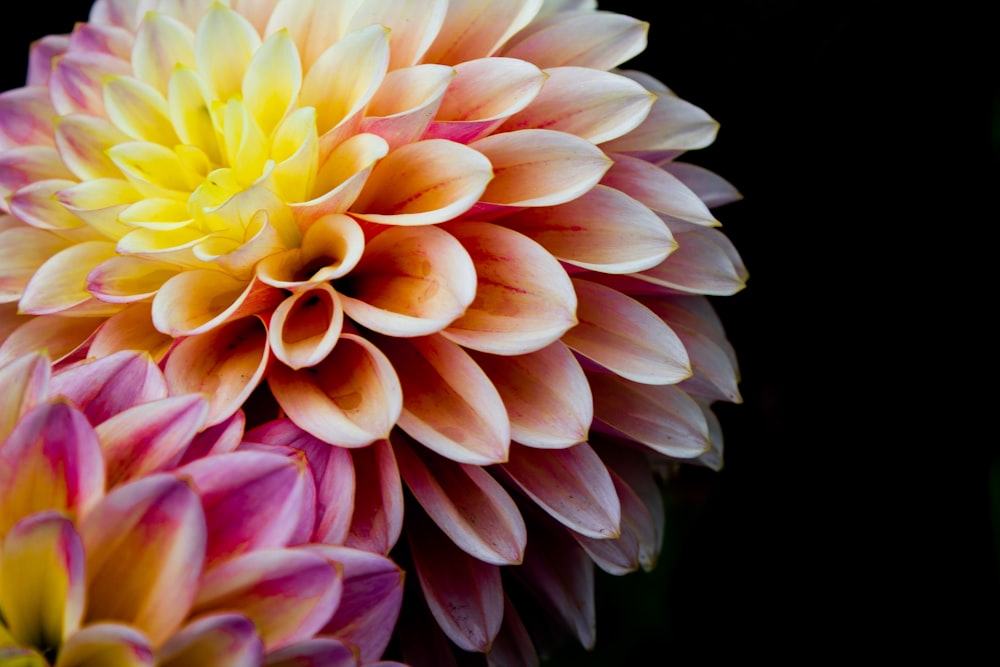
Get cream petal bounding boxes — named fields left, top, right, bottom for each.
left=0, top=227, right=71, bottom=303
left=49, top=51, right=132, bottom=116
left=0, top=402, right=105, bottom=534
left=263, top=0, right=357, bottom=72
left=601, top=84, right=720, bottom=155
left=499, top=184, right=675, bottom=274
left=292, top=133, right=388, bottom=224
left=156, top=613, right=263, bottom=667
left=269, top=285, right=344, bottom=369
left=424, top=57, right=544, bottom=144
left=0, top=147, right=74, bottom=210
left=88, top=0, right=148, bottom=31
left=262, top=639, right=357, bottom=667
left=96, top=394, right=210, bottom=486
left=27, top=34, right=69, bottom=87
left=269, top=333, right=402, bottom=447
left=163, top=316, right=270, bottom=425
left=20, top=233, right=126, bottom=314
left=339, top=225, right=476, bottom=337
left=306, top=544, right=404, bottom=663
left=192, top=548, right=343, bottom=652
left=0, top=352, right=50, bottom=444
left=634, top=222, right=748, bottom=296
left=361, top=64, right=453, bottom=150
left=9, top=179, right=85, bottom=230
left=0, top=87, right=58, bottom=150
left=439, top=221, right=577, bottom=354
left=103, top=75, right=179, bottom=145
left=152, top=271, right=282, bottom=335
left=178, top=410, right=246, bottom=464
left=155, top=0, right=223, bottom=30
left=195, top=4, right=261, bottom=101
left=80, top=474, right=207, bottom=646
left=53, top=623, right=154, bottom=667
left=406, top=509, right=504, bottom=653
left=0, top=316, right=101, bottom=368
left=54, top=178, right=142, bottom=241
left=423, top=0, right=542, bottom=64
left=588, top=371, right=710, bottom=458
left=89, top=302, right=175, bottom=362
left=499, top=66, right=653, bottom=143
left=195, top=211, right=288, bottom=281
left=603, top=153, right=719, bottom=225
left=349, top=139, right=493, bottom=225
left=563, top=278, right=691, bottom=384
left=393, top=430, right=526, bottom=565
left=374, top=334, right=510, bottom=465
left=256, top=213, right=365, bottom=289
left=659, top=160, right=743, bottom=209
left=345, top=440, right=402, bottom=554
left=346, top=0, right=447, bottom=68
left=467, top=341, right=591, bottom=448
left=0, top=512, right=85, bottom=649
left=67, top=19, right=133, bottom=60
left=87, top=256, right=182, bottom=303
left=50, top=349, right=168, bottom=424
left=469, top=129, right=610, bottom=208
left=132, top=11, right=196, bottom=95
left=243, top=30, right=302, bottom=137
left=500, top=10, right=646, bottom=70
left=500, top=442, right=619, bottom=539
left=54, top=114, right=131, bottom=181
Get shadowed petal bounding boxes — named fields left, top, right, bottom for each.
left=50, top=350, right=167, bottom=424
left=0, top=316, right=101, bottom=368
left=156, top=613, right=263, bottom=667
left=292, top=133, right=388, bottom=224
left=0, top=352, right=50, bottom=444
left=152, top=272, right=284, bottom=336
left=262, top=639, right=357, bottom=667
left=570, top=469, right=651, bottom=575
left=660, top=160, right=743, bottom=209
left=53, top=623, right=154, bottom=667
left=256, top=214, right=365, bottom=290
left=179, top=410, right=246, bottom=464
left=500, top=10, right=647, bottom=70
left=87, top=255, right=183, bottom=303
left=602, top=153, right=719, bottom=226
left=0, top=646, right=49, bottom=666
left=269, top=285, right=344, bottom=369
left=345, top=440, right=403, bottom=555
left=484, top=596, right=538, bottom=667
left=423, top=0, right=541, bottom=65
left=362, top=64, right=452, bottom=150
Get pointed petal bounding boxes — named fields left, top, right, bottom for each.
left=0, top=402, right=105, bottom=535
left=53, top=623, right=154, bottom=667
left=269, top=333, right=402, bottom=447
left=0, top=512, right=85, bottom=649
left=89, top=302, right=175, bottom=363
left=423, top=0, right=542, bottom=64
left=262, top=639, right=357, bottom=667
left=195, top=4, right=261, bottom=101
left=132, top=11, right=196, bottom=95
left=374, top=334, right=510, bottom=465
left=500, top=442, right=619, bottom=539
left=440, top=221, right=577, bottom=354
left=192, top=548, right=343, bottom=651
left=87, top=255, right=183, bottom=303
left=601, top=80, right=719, bottom=156
left=499, top=184, right=675, bottom=274
left=603, top=153, right=719, bottom=226
left=19, top=241, right=118, bottom=316
left=407, top=508, right=504, bottom=653
left=346, top=440, right=403, bottom=554
left=156, top=613, right=263, bottom=667
left=636, top=221, right=747, bottom=295
left=570, top=468, right=651, bottom=575
left=393, top=430, right=526, bottom=565
left=269, top=285, right=344, bottom=369
left=153, top=271, right=283, bottom=336
left=500, top=10, right=647, bottom=70
left=243, top=30, right=302, bottom=137
left=80, top=474, right=207, bottom=646
left=362, top=64, right=453, bottom=150
left=0, top=87, right=58, bottom=150
left=163, top=316, right=270, bottom=425
left=345, top=0, right=448, bottom=69
left=660, top=160, right=743, bottom=208
left=0, top=352, right=50, bottom=444
left=50, top=350, right=167, bottom=424
left=0, top=147, right=74, bottom=210
left=103, top=75, right=179, bottom=145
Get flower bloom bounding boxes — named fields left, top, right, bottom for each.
left=0, top=351, right=406, bottom=666
left=0, top=0, right=747, bottom=663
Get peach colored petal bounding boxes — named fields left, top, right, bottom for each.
left=424, top=57, right=545, bottom=144
left=291, top=132, right=389, bottom=225
left=361, top=64, right=453, bottom=150
left=339, top=225, right=476, bottom=337
left=50, top=349, right=167, bottom=424
left=374, top=334, right=510, bottom=465
left=54, top=114, right=131, bottom=180
left=270, top=333, right=401, bottom=447
left=570, top=469, right=651, bottom=575
left=563, top=278, right=691, bottom=384
left=156, top=613, right=263, bottom=667
left=499, top=184, right=675, bottom=274
left=499, top=66, right=653, bottom=143
left=0, top=86, right=58, bottom=150
left=27, top=34, right=70, bottom=87
left=96, top=394, right=210, bottom=486
left=10, top=179, right=88, bottom=230
left=0, top=227, right=72, bottom=303
left=345, top=440, right=403, bottom=554
left=86, top=256, right=182, bottom=303
left=500, top=10, right=647, bottom=70
left=345, top=0, right=448, bottom=69
left=0, top=512, right=86, bottom=649
left=467, top=341, right=591, bottom=448
left=89, top=302, right=175, bottom=363
left=163, top=316, right=270, bottom=425
left=49, top=51, right=132, bottom=116
left=256, top=213, right=365, bottom=289
left=499, top=442, right=619, bottom=539
left=152, top=271, right=282, bottom=336
left=349, top=139, right=493, bottom=225
left=440, top=221, right=577, bottom=354
left=194, top=4, right=261, bottom=101
left=603, top=152, right=719, bottom=226
left=131, top=11, right=196, bottom=95
left=263, top=0, right=358, bottom=71
left=261, top=639, right=357, bottom=667
left=18, top=240, right=124, bottom=316
left=80, top=474, right=207, bottom=646
left=393, top=430, right=526, bottom=565
left=269, top=285, right=344, bottom=369
left=0, top=402, right=105, bottom=534
left=660, top=160, right=743, bottom=209
left=0, top=352, right=50, bottom=444
left=634, top=221, right=748, bottom=296
left=588, top=371, right=710, bottom=459
left=601, top=80, right=720, bottom=156
left=53, top=623, right=155, bottom=667
left=406, top=508, right=504, bottom=653
left=192, top=548, right=343, bottom=652
left=0, top=316, right=101, bottom=368
left=469, top=129, right=610, bottom=208
left=423, top=0, right=542, bottom=65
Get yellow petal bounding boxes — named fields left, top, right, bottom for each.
left=18, top=241, right=118, bottom=316
left=243, top=29, right=302, bottom=137
left=132, top=12, right=196, bottom=95
left=54, top=114, right=132, bottom=181
left=168, top=66, right=223, bottom=165
left=103, top=75, right=179, bottom=145
left=152, top=271, right=281, bottom=336
left=0, top=227, right=72, bottom=303
left=195, top=4, right=261, bottom=101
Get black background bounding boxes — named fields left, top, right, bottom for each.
left=2, top=2, right=994, bottom=662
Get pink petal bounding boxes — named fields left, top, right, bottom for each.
left=51, top=349, right=167, bottom=424
left=635, top=220, right=748, bottom=296
left=345, top=440, right=403, bottom=555
left=262, top=639, right=358, bottom=667
left=80, top=474, right=207, bottom=646
left=374, top=334, right=510, bottom=465
left=49, top=51, right=133, bottom=116
left=468, top=341, right=592, bottom=448
left=499, top=442, right=620, bottom=539
left=406, top=508, right=504, bottom=653
left=0, top=401, right=105, bottom=536
left=152, top=272, right=284, bottom=336
left=192, top=548, right=343, bottom=652
left=603, top=153, right=719, bottom=226
left=660, top=160, right=743, bottom=209
left=362, top=64, right=452, bottom=150
left=156, top=613, right=263, bottom=667
left=393, top=430, right=526, bottom=565
left=0, top=87, right=58, bottom=150
left=423, top=0, right=541, bottom=64
left=499, top=10, right=647, bottom=70
left=570, top=469, right=650, bottom=575
left=67, top=20, right=133, bottom=60
left=485, top=596, right=539, bottom=667
left=27, top=34, right=69, bottom=86
left=179, top=410, right=246, bottom=464
left=53, top=623, right=155, bottom=667
left=0, top=351, right=51, bottom=444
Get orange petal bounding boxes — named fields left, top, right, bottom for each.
left=152, top=272, right=283, bottom=336
left=0, top=316, right=101, bottom=368
left=500, top=9, right=647, bottom=69
left=89, top=302, right=175, bottom=363
left=269, top=285, right=344, bottom=369
left=53, top=623, right=155, bottom=667
left=256, top=214, right=365, bottom=290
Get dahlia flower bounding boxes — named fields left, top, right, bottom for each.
left=0, top=0, right=747, bottom=663
left=0, top=351, right=406, bottom=666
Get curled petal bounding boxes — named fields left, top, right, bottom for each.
left=499, top=442, right=620, bottom=539
left=152, top=272, right=283, bottom=336
left=256, top=214, right=365, bottom=290
left=192, top=548, right=343, bottom=652
left=53, top=623, right=154, bottom=667
left=262, top=639, right=357, bottom=667
left=374, top=334, right=510, bottom=465
left=393, top=430, right=526, bottom=565
left=499, top=184, right=675, bottom=274
left=349, top=139, right=493, bottom=225
left=269, top=285, right=344, bottom=369
left=0, top=512, right=86, bottom=649
left=19, top=242, right=119, bottom=316
left=50, top=349, right=167, bottom=424
left=635, top=221, right=748, bottom=296
left=156, top=613, right=263, bottom=667
left=362, top=64, right=453, bottom=150
left=80, top=474, right=207, bottom=647
left=292, top=133, right=388, bottom=224
left=0, top=401, right=105, bottom=535
left=338, top=225, right=476, bottom=337
left=89, top=302, right=175, bottom=363
left=346, top=440, right=403, bottom=554
left=500, top=10, right=647, bottom=70
left=163, top=316, right=270, bottom=426
left=423, top=0, right=542, bottom=64
left=0, top=352, right=51, bottom=444
left=603, top=153, right=719, bottom=225
left=440, top=221, right=577, bottom=355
